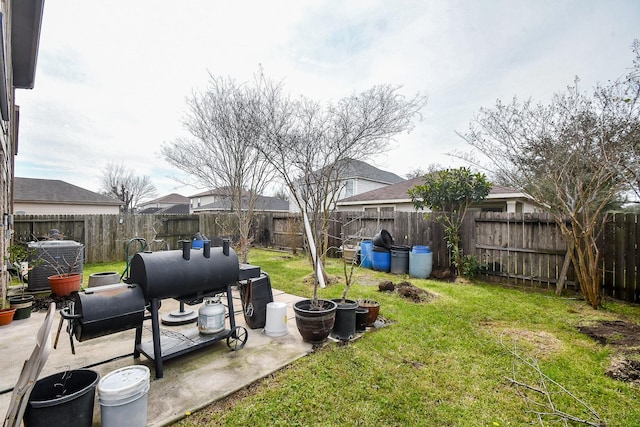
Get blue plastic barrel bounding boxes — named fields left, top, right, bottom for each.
left=409, top=246, right=432, bottom=278
left=360, top=240, right=373, bottom=269
left=372, top=246, right=391, bottom=272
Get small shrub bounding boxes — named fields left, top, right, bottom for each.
left=460, top=254, right=482, bottom=279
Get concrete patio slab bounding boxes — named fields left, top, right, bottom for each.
left=0, top=288, right=311, bottom=426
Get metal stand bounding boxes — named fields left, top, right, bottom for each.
left=135, top=283, right=247, bottom=379
left=160, top=301, right=198, bottom=326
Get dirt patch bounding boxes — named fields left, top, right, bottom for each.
left=578, top=320, right=640, bottom=384
left=578, top=320, right=640, bottom=348
left=33, top=293, right=73, bottom=312
left=430, top=269, right=457, bottom=282
left=302, top=273, right=342, bottom=286
left=501, top=328, right=563, bottom=357
left=378, top=280, right=437, bottom=303
left=607, top=356, right=640, bottom=383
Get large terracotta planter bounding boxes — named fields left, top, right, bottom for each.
left=0, top=308, right=16, bottom=326
left=48, top=273, right=82, bottom=296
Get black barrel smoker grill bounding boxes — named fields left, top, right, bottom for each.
left=57, top=240, right=260, bottom=378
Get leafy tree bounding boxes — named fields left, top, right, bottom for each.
left=99, top=162, right=157, bottom=213
left=408, top=167, right=491, bottom=274
left=458, top=46, right=640, bottom=308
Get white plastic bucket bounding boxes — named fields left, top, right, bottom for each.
left=98, top=365, right=150, bottom=427
left=264, top=302, right=288, bottom=337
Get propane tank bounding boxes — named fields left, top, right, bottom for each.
left=198, top=296, right=225, bottom=334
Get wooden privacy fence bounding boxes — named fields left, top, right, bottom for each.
left=464, top=211, right=640, bottom=304
left=12, top=212, right=449, bottom=269
left=602, top=213, right=639, bottom=303
left=13, top=211, right=640, bottom=304
left=463, top=212, right=574, bottom=288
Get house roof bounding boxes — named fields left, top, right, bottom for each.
left=331, top=159, right=404, bottom=184
left=144, top=193, right=189, bottom=205
left=188, top=187, right=240, bottom=198
left=337, top=177, right=531, bottom=205
left=193, top=195, right=289, bottom=212
left=138, top=204, right=190, bottom=215
left=14, top=177, right=122, bottom=206
left=338, top=176, right=423, bottom=203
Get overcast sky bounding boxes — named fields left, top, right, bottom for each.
left=14, top=0, right=640, bottom=200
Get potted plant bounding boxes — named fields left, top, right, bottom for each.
left=330, top=234, right=360, bottom=340
left=32, top=241, right=84, bottom=297
left=7, top=243, right=36, bottom=320
left=292, top=213, right=338, bottom=343
left=357, top=298, right=380, bottom=327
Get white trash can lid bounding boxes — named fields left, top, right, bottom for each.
left=98, top=365, right=150, bottom=401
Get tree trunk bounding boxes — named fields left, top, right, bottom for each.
left=555, top=249, right=572, bottom=295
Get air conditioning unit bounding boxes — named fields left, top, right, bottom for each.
left=27, top=240, right=84, bottom=292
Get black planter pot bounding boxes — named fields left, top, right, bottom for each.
left=331, top=299, right=357, bottom=340
left=355, top=308, right=368, bottom=332
left=24, top=369, right=99, bottom=427
left=293, top=299, right=337, bottom=343
left=9, top=295, right=34, bottom=320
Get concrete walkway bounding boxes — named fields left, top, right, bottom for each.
left=0, top=288, right=311, bottom=426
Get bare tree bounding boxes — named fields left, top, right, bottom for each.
left=162, top=74, right=275, bottom=262
left=405, top=164, right=443, bottom=179
left=459, top=71, right=639, bottom=308
left=99, top=162, right=157, bottom=213
left=256, top=74, right=427, bottom=281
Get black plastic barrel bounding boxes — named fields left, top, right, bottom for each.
left=24, top=369, right=99, bottom=427
left=390, top=245, right=410, bottom=274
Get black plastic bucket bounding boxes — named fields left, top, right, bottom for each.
left=24, top=369, right=100, bottom=427
left=355, top=308, right=368, bottom=332
left=372, top=230, right=394, bottom=249
left=331, top=299, right=358, bottom=340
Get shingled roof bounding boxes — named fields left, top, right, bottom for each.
left=338, top=177, right=525, bottom=203
left=193, top=195, right=289, bottom=212
left=14, top=177, right=122, bottom=206
left=336, top=159, right=404, bottom=184
left=143, top=193, right=189, bottom=205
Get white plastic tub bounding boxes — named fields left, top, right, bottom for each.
left=264, top=302, right=288, bottom=337
left=98, top=365, right=150, bottom=427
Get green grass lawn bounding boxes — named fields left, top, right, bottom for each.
left=88, top=249, right=640, bottom=426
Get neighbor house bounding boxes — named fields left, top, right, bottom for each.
left=188, top=187, right=288, bottom=214
left=137, top=193, right=189, bottom=214
left=191, top=194, right=289, bottom=213
left=336, top=176, right=543, bottom=214
left=290, top=158, right=405, bottom=212
left=14, top=178, right=123, bottom=215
